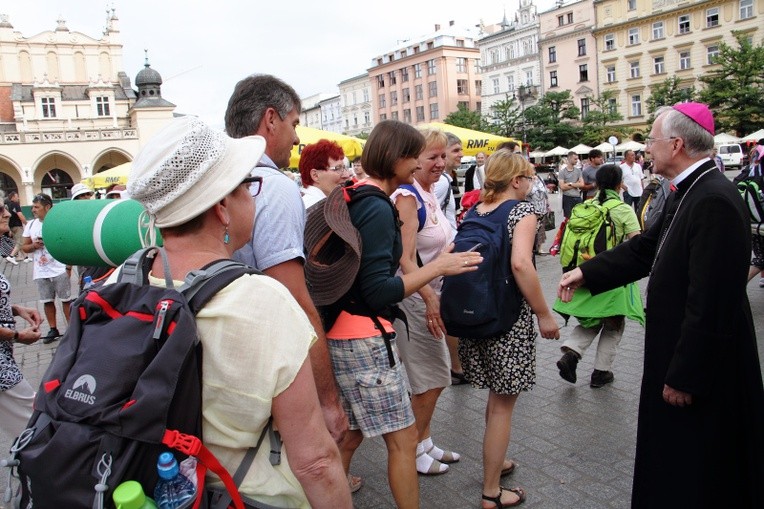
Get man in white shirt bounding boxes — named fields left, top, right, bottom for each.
left=463, top=151, right=486, bottom=192
left=21, top=194, right=72, bottom=343
left=620, top=149, right=644, bottom=210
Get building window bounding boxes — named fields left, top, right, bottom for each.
left=549, top=46, right=557, bottom=63
left=706, top=7, right=719, bottom=27
left=41, top=97, right=56, bottom=118
left=403, top=109, right=412, bottom=123
left=557, top=15, right=564, bottom=26
left=353, top=115, right=357, bottom=126
left=415, top=84, right=423, bottom=100
left=608, top=98, right=617, bottom=114
left=507, top=75, right=515, bottom=92
left=390, top=91, right=398, bottom=106
left=391, top=111, right=399, bottom=120
left=379, top=94, right=386, bottom=108
left=581, top=97, right=590, bottom=119
left=740, top=0, right=754, bottom=19
left=428, top=81, right=438, bottom=97
left=579, top=64, right=589, bottom=82
left=631, top=95, right=642, bottom=116
left=95, top=96, right=110, bottom=116
left=652, top=21, right=664, bottom=40
left=606, top=65, right=616, bottom=83
left=364, top=111, right=370, bottom=124
left=630, top=61, right=640, bottom=78
left=363, top=89, right=369, bottom=102
left=567, top=12, right=573, bottom=23
left=604, top=34, right=615, bottom=51
left=414, top=63, right=422, bottom=79
left=628, top=27, right=640, bottom=45
left=427, top=59, right=436, bottom=75
left=457, top=101, right=469, bottom=110
left=402, top=88, right=410, bottom=103
left=416, top=106, right=425, bottom=122
left=389, top=71, right=397, bottom=85
left=457, top=79, right=469, bottom=95
left=679, top=51, right=691, bottom=70
left=653, top=56, right=665, bottom=74
left=377, top=75, right=385, bottom=88
left=628, top=0, right=636, bottom=10
left=379, top=113, right=387, bottom=121
left=525, top=70, right=533, bottom=86
left=678, top=14, right=691, bottom=34
left=456, top=57, right=467, bottom=72
left=492, top=78, right=500, bottom=94
left=707, top=45, right=720, bottom=65
left=475, top=80, right=482, bottom=96
left=429, top=103, right=439, bottom=120
left=456, top=39, right=465, bottom=47
left=401, top=67, right=409, bottom=82
left=550, top=71, right=558, bottom=88
left=577, top=39, right=586, bottom=57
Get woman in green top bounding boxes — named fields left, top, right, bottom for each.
left=553, top=164, right=645, bottom=388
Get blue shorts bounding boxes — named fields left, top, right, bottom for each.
left=328, top=335, right=415, bottom=438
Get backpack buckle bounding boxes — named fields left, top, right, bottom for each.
left=162, top=429, right=201, bottom=456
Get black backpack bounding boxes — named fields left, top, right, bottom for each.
left=4, top=248, right=270, bottom=509
left=441, top=200, right=522, bottom=339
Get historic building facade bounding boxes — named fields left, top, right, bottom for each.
left=479, top=0, right=542, bottom=120
left=538, top=0, right=599, bottom=119
left=0, top=11, right=174, bottom=204
left=368, top=21, right=482, bottom=125
left=338, top=73, right=373, bottom=137
left=594, top=0, right=762, bottom=132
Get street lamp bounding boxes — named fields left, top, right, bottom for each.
left=515, top=84, right=537, bottom=155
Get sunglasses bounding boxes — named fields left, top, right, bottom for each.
left=33, top=194, right=53, bottom=205
left=242, top=176, right=263, bottom=197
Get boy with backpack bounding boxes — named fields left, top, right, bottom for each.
left=553, top=164, right=645, bottom=388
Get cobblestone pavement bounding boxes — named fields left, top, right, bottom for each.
left=1, top=189, right=762, bottom=508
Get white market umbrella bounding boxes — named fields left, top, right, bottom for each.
left=594, top=142, right=615, bottom=153
left=528, top=150, right=546, bottom=159
left=615, top=140, right=646, bottom=152
left=544, top=146, right=569, bottom=157
left=569, top=143, right=593, bottom=154
left=741, top=129, right=764, bottom=143
left=714, top=132, right=741, bottom=144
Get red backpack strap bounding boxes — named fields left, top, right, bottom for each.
left=163, top=430, right=245, bottom=509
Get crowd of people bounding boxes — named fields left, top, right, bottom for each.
left=0, top=74, right=762, bottom=508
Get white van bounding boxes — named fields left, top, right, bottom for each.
left=718, top=143, right=745, bottom=169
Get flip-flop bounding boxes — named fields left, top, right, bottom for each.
left=481, top=486, right=526, bottom=508
left=347, top=473, right=363, bottom=493
left=501, top=459, right=517, bottom=477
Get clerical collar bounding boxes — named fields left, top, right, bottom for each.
left=671, top=158, right=711, bottom=188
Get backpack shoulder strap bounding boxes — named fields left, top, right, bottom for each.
left=118, top=247, right=168, bottom=285
left=398, top=184, right=426, bottom=231
left=181, top=260, right=262, bottom=314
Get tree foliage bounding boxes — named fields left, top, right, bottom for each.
left=581, top=90, right=628, bottom=146
left=485, top=94, right=522, bottom=138
left=646, top=76, right=696, bottom=124
left=522, top=90, right=582, bottom=150
left=698, top=33, right=764, bottom=136
left=443, top=103, right=488, bottom=132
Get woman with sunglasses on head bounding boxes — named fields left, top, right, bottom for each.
left=0, top=201, right=43, bottom=438
left=125, top=117, right=351, bottom=508
left=325, top=120, right=482, bottom=508
left=299, top=140, right=353, bottom=209
left=456, top=150, right=559, bottom=509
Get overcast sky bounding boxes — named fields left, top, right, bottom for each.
left=3, top=0, right=560, bottom=127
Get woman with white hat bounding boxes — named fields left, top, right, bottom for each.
left=127, top=116, right=351, bottom=509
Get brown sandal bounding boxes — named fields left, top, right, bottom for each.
left=501, top=459, right=517, bottom=477
left=481, top=486, right=526, bottom=508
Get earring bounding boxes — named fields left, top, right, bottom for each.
left=223, top=224, right=230, bottom=245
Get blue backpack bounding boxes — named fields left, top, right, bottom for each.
left=441, top=200, right=522, bottom=339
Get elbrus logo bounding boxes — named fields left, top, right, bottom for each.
left=64, top=374, right=97, bottom=405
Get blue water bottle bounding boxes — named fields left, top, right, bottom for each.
left=153, top=452, right=196, bottom=509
